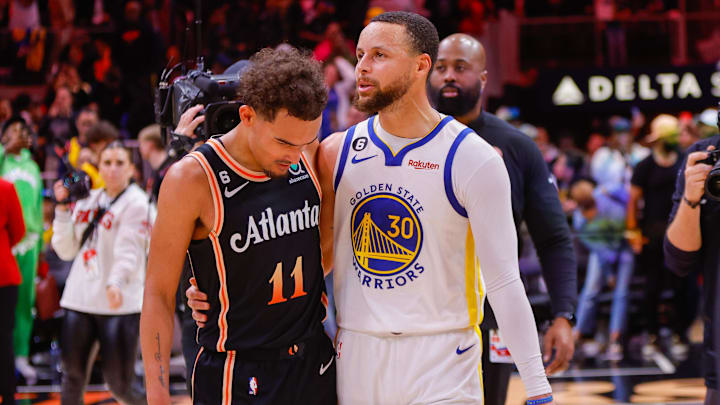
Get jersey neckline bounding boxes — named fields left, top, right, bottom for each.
left=367, top=114, right=454, bottom=167
left=207, top=138, right=271, bottom=182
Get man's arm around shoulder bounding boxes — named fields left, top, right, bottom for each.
left=141, top=156, right=209, bottom=405
left=317, top=132, right=343, bottom=275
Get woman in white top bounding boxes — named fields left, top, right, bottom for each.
left=52, top=141, right=154, bottom=405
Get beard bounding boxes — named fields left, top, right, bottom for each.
left=429, top=81, right=481, bottom=118
left=352, top=73, right=413, bottom=114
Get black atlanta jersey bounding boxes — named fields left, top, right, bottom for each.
left=187, top=138, right=327, bottom=352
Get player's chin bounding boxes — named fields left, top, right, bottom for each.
left=266, top=164, right=290, bottom=179
left=357, top=91, right=377, bottom=103
left=353, top=97, right=379, bottom=114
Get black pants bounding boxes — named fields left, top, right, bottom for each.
left=641, top=234, right=697, bottom=337
left=0, top=286, right=18, bottom=405
left=481, top=328, right=513, bottom=405
left=192, top=334, right=337, bottom=405
left=60, top=310, right=145, bottom=405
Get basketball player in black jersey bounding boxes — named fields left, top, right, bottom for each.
left=140, top=47, right=336, bottom=405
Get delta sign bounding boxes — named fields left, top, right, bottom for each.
left=538, top=65, right=720, bottom=112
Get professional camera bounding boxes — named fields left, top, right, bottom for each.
left=154, top=63, right=247, bottom=154
left=700, top=105, right=720, bottom=201
left=701, top=149, right=720, bottom=201
left=61, top=169, right=91, bottom=202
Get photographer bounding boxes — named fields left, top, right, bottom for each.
left=52, top=141, right=154, bottom=405
left=664, top=122, right=720, bottom=404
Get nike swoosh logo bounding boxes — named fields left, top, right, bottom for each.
left=319, top=356, right=334, bottom=375
left=224, top=181, right=250, bottom=198
left=456, top=344, right=475, bottom=355
left=351, top=154, right=377, bottom=164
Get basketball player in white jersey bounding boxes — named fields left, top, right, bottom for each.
left=188, top=11, right=555, bottom=405
left=316, top=11, right=554, bottom=404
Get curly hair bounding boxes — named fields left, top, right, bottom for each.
left=236, top=47, right=328, bottom=122
left=370, top=11, right=439, bottom=70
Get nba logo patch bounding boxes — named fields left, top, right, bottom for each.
left=248, top=377, right=258, bottom=396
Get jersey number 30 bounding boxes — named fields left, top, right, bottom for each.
left=267, top=256, right=307, bottom=305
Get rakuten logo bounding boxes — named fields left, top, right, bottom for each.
left=408, top=159, right=440, bottom=170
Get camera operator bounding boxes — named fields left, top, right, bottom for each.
left=664, top=118, right=720, bottom=404
left=52, top=141, right=154, bottom=405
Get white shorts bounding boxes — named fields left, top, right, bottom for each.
left=336, top=327, right=483, bottom=404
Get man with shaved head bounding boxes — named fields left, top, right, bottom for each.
left=429, top=34, right=488, bottom=123
left=430, top=34, right=577, bottom=405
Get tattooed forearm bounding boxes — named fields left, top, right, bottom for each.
left=154, top=333, right=161, bottom=361
left=155, top=333, right=166, bottom=388
left=159, top=366, right=166, bottom=388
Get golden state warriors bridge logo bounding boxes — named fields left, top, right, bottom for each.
left=351, top=188, right=425, bottom=289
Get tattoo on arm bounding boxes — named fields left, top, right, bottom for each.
left=159, top=366, right=166, bottom=388
left=155, top=333, right=166, bottom=388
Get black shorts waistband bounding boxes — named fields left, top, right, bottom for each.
left=201, top=333, right=331, bottom=362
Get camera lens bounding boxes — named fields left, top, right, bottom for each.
left=707, top=166, right=720, bottom=201
left=62, top=170, right=91, bottom=202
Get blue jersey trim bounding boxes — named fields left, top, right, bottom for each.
left=444, top=128, right=474, bottom=218
left=333, top=125, right=357, bottom=191
left=367, top=115, right=454, bottom=166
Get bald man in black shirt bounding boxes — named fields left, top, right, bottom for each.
left=429, top=34, right=577, bottom=405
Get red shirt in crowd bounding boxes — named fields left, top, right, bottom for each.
left=0, top=178, right=25, bottom=287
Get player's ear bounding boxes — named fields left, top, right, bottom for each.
left=416, top=53, right=432, bottom=78
left=480, top=70, right=488, bottom=92
left=238, top=104, right=256, bottom=126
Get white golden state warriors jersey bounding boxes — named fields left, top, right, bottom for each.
left=333, top=114, right=498, bottom=336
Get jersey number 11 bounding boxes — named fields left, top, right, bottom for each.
left=267, top=256, right=307, bottom=305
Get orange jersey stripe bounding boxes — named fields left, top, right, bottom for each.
left=188, top=152, right=224, bottom=235
left=208, top=139, right=270, bottom=181
left=300, top=153, right=322, bottom=200
left=210, top=233, right=230, bottom=352
left=222, top=351, right=236, bottom=405
left=190, top=346, right=204, bottom=402
left=189, top=151, right=229, bottom=351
